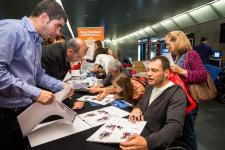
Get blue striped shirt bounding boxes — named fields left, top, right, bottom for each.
left=0, top=16, right=64, bottom=108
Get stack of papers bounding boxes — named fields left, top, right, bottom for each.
left=73, top=77, right=98, bottom=89
left=17, top=86, right=76, bottom=137
left=28, top=117, right=91, bottom=147
left=27, top=106, right=130, bottom=147
left=87, top=117, right=146, bottom=143
left=78, top=106, right=130, bottom=127
left=77, top=94, right=115, bottom=105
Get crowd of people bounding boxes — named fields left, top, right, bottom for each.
left=0, top=0, right=214, bottom=150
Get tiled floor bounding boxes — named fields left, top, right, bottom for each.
left=196, top=100, right=225, bottom=150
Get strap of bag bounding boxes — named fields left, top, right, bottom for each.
left=185, top=51, right=190, bottom=70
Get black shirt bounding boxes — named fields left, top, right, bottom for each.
left=194, top=43, right=214, bottom=64
left=42, top=43, right=70, bottom=80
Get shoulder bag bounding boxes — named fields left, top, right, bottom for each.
left=186, top=52, right=217, bottom=101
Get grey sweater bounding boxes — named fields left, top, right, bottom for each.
left=136, top=84, right=187, bottom=149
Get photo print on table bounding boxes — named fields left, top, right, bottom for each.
left=99, top=131, right=112, bottom=140
left=121, top=132, right=131, bottom=139
left=105, top=124, right=123, bottom=131
left=97, top=116, right=110, bottom=122
left=84, top=113, right=96, bottom=118
left=97, top=110, right=109, bottom=115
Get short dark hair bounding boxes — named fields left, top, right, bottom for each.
left=31, top=0, right=67, bottom=22
left=200, top=37, right=207, bottom=42
left=67, top=39, right=80, bottom=53
left=149, top=56, right=170, bottom=70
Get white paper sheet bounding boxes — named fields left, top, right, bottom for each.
left=77, top=94, right=115, bottom=105
left=164, top=53, right=174, bottom=64
left=78, top=106, right=130, bottom=127
left=73, top=77, right=98, bottom=89
left=71, top=70, right=80, bottom=76
left=86, top=117, right=146, bottom=143
left=17, top=87, right=76, bottom=137
left=28, top=117, right=92, bottom=147
left=54, top=84, right=73, bottom=102
left=63, top=71, right=72, bottom=82
left=77, top=95, right=94, bottom=102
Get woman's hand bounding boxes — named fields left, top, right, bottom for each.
left=170, top=64, right=187, bottom=75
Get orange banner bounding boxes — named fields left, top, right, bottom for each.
left=77, top=27, right=104, bottom=41
left=77, top=27, right=104, bottom=60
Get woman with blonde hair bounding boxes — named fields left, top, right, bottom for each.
left=165, top=30, right=207, bottom=150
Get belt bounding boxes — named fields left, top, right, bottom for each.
left=0, top=106, right=28, bottom=113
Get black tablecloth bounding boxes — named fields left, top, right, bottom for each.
left=29, top=92, right=145, bottom=150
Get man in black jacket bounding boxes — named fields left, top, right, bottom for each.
left=42, top=38, right=87, bottom=80
left=120, top=56, right=187, bottom=150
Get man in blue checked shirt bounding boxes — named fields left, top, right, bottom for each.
left=0, top=0, right=74, bottom=149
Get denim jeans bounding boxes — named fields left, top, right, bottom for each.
left=182, top=106, right=198, bottom=150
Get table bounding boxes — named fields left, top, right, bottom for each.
left=209, top=58, right=223, bottom=68
left=28, top=92, right=148, bottom=150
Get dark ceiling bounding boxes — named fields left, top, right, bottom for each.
left=0, top=0, right=213, bottom=39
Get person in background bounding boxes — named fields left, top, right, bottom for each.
left=42, top=38, right=87, bottom=80
left=73, top=59, right=135, bottom=110
left=53, top=32, right=66, bottom=44
left=89, top=59, right=131, bottom=93
left=0, top=0, right=74, bottom=149
left=120, top=56, right=187, bottom=150
left=86, top=40, right=106, bottom=63
left=68, top=38, right=88, bottom=70
left=165, top=30, right=207, bottom=150
left=42, top=33, right=70, bottom=80
left=194, top=37, right=214, bottom=64
left=96, top=72, right=146, bottom=105
left=91, top=53, right=115, bottom=77
left=86, top=40, right=114, bottom=63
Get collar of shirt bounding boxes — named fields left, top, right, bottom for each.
left=22, top=16, right=43, bottom=44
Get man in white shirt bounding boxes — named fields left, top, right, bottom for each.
left=92, top=54, right=115, bottom=74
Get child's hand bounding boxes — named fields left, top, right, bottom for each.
left=96, top=92, right=106, bottom=100
left=72, top=101, right=84, bottom=110
left=96, top=89, right=108, bottom=100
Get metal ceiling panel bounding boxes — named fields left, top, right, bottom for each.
left=173, top=14, right=196, bottom=28
left=151, top=23, right=168, bottom=34
left=212, top=0, right=225, bottom=17
left=189, top=5, right=219, bottom=23
left=160, top=20, right=179, bottom=31
left=143, top=27, right=156, bottom=35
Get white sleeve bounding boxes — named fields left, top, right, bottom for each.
left=94, top=55, right=101, bottom=65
